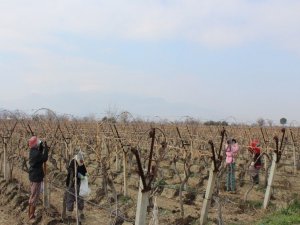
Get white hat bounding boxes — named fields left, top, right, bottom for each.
left=75, top=151, right=84, bottom=166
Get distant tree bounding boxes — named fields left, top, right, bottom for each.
left=280, top=117, right=287, bottom=126
left=184, top=117, right=200, bottom=125
left=102, top=116, right=116, bottom=123
left=133, top=117, right=145, bottom=123
left=105, top=105, right=119, bottom=119
left=221, top=121, right=228, bottom=126
left=257, top=118, right=265, bottom=127
left=57, top=114, right=71, bottom=122
left=204, top=120, right=228, bottom=126
left=45, top=110, right=56, bottom=121
left=118, top=111, right=132, bottom=123
left=266, top=119, right=273, bottom=127
left=32, top=114, right=41, bottom=121
left=82, top=113, right=96, bottom=122
left=204, top=120, right=213, bottom=126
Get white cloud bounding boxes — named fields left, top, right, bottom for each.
left=0, top=43, right=208, bottom=105
left=1, top=0, right=300, bottom=121
left=1, top=0, right=300, bottom=52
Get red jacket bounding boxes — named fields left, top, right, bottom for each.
left=249, top=140, right=261, bottom=154
left=249, top=140, right=262, bottom=168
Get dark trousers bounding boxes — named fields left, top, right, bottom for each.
left=66, top=185, right=84, bottom=211
left=226, top=163, right=236, bottom=191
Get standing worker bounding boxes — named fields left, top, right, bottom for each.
left=28, top=136, right=49, bottom=223
left=248, top=139, right=262, bottom=184
left=66, top=151, right=87, bottom=221
left=225, top=138, right=239, bottom=193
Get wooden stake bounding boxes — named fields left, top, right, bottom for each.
left=290, top=130, right=297, bottom=174
left=74, top=160, right=79, bottom=225
left=3, top=142, right=8, bottom=180
left=115, top=146, right=120, bottom=172
left=43, top=162, right=50, bottom=208
left=123, top=151, right=128, bottom=196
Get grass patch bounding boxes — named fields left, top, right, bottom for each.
left=118, top=195, right=132, bottom=204
left=159, top=208, right=172, bottom=216
left=247, top=200, right=263, bottom=208
left=255, top=199, right=300, bottom=225
left=154, top=178, right=167, bottom=187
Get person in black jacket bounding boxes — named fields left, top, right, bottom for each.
left=248, top=139, right=262, bottom=184
left=66, top=151, right=87, bottom=220
left=28, top=136, right=48, bottom=222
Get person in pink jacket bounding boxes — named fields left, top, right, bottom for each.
left=225, top=138, right=239, bottom=192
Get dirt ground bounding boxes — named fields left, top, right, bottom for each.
left=0, top=208, right=16, bottom=224
left=1, top=168, right=299, bottom=225
left=1, top=145, right=299, bottom=225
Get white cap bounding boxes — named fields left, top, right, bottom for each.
left=75, top=151, right=84, bottom=166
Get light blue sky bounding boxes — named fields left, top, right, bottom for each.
left=0, top=0, right=299, bottom=124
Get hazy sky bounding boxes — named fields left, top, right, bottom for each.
left=0, top=0, right=299, bottom=124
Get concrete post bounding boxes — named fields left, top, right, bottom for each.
left=135, top=179, right=149, bottom=225
left=263, top=152, right=277, bottom=209
left=200, top=162, right=217, bottom=225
